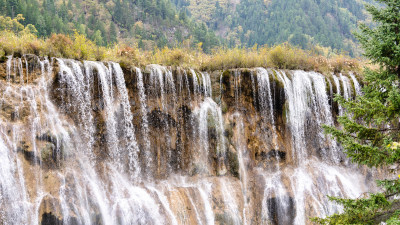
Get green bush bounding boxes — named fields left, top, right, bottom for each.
left=0, top=20, right=364, bottom=73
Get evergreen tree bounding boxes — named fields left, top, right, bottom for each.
left=315, top=0, right=400, bottom=224
left=109, top=22, right=117, bottom=45
left=92, top=30, right=103, bottom=46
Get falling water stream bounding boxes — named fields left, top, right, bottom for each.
left=0, top=56, right=376, bottom=225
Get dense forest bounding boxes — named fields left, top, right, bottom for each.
left=177, top=0, right=376, bottom=56
left=0, top=0, right=220, bottom=52
left=0, top=0, right=374, bottom=55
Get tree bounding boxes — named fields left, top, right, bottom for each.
left=109, top=22, right=117, bottom=45
left=314, top=0, right=400, bottom=224
left=92, top=30, right=103, bottom=46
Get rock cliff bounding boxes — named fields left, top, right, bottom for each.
left=0, top=55, right=377, bottom=225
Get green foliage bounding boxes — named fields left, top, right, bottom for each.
left=267, top=44, right=311, bottom=70
left=0, top=0, right=221, bottom=52
left=0, top=14, right=361, bottom=73
left=386, top=211, right=400, bottom=225
left=312, top=193, right=392, bottom=224
left=47, top=33, right=73, bottom=58
left=180, top=0, right=372, bottom=56
left=0, top=14, right=25, bottom=33
left=317, top=0, right=400, bottom=224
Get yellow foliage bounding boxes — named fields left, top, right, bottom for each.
left=266, top=43, right=312, bottom=70
left=150, top=47, right=196, bottom=68
left=390, top=142, right=400, bottom=150
left=0, top=22, right=365, bottom=74
left=72, top=31, right=94, bottom=60
left=47, top=33, right=74, bottom=58
left=134, top=21, right=144, bottom=28
left=0, top=14, right=25, bottom=33
left=0, top=31, right=45, bottom=56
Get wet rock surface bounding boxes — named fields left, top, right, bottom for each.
left=0, top=56, right=379, bottom=225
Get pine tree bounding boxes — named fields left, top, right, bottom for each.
left=109, top=22, right=117, bottom=45
left=92, top=30, right=103, bottom=46
left=314, top=0, right=400, bottom=224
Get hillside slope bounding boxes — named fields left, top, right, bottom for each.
left=0, top=0, right=375, bottom=55
left=0, top=0, right=220, bottom=52
left=175, top=0, right=374, bottom=56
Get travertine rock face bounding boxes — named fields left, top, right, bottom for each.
left=0, top=56, right=377, bottom=225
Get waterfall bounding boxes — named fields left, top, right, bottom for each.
left=201, top=72, right=212, bottom=98
left=191, top=69, right=200, bottom=99
left=136, top=68, right=152, bottom=175
left=57, top=59, right=94, bottom=156
left=349, top=72, right=362, bottom=95
left=340, top=73, right=352, bottom=100
left=275, top=70, right=313, bottom=163
left=0, top=57, right=376, bottom=225
left=0, top=134, right=29, bottom=224
left=194, top=97, right=226, bottom=175
left=256, top=68, right=278, bottom=149
left=332, top=74, right=344, bottom=115
left=233, top=113, right=250, bottom=225
left=6, top=55, right=12, bottom=82
left=111, top=62, right=140, bottom=180
left=84, top=61, right=120, bottom=166
left=261, top=172, right=292, bottom=225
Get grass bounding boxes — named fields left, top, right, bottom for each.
left=0, top=28, right=365, bottom=74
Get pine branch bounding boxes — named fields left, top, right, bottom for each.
left=373, top=200, right=400, bottom=224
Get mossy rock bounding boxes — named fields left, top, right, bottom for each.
left=215, top=212, right=240, bottom=225
left=281, top=100, right=289, bottom=123
left=207, top=113, right=217, bottom=128
left=265, top=196, right=295, bottom=225
left=37, top=131, right=66, bottom=167
left=224, top=123, right=234, bottom=138
left=41, top=143, right=56, bottom=162
left=221, top=101, right=228, bottom=114
left=190, top=163, right=208, bottom=176
left=0, top=53, right=6, bottom=63
left=41, top=212, right=63, bottom=225
left=227, top=146, right=239, bottom=178
left=221, top=70, right=231, bottom=86
left=241, top=69, right=252, bottom=78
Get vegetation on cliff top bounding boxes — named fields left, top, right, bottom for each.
left=315, top=0, right=400, bottom=224
left=0, top=15, right=362, bottom=74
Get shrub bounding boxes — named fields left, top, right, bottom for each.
left=0, top=48, right=4, bottom=58
left=71, top=31, right=97, bottom=60
left=150, top=47, right=194, bottom=67
left=330, top=56, right=360, bottom=73
left=266, top=43, right=313, bottom=70
left=0, top=31, right=45, bottom=56
left=200, top=47, right=252, bottom=71
left=267, top=45, right=286, bottom=68
left=0, top=20, right=364, bottom=73
left=47, top=34, right=73, bottom=58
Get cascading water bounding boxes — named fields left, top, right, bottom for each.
left=349, top=72, right=362, bottom=96
left=111, top=62, right=140, bottom=180
left=256, top=68, right=278, bottom=150
left=0, top=56, right=377, bottom=225
left=135, top=67, right=152, bottom=175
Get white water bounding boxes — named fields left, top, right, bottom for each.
left=256, top=68, right=278, bottom=149
left=349, top=72, right=362, bottom=96
left=111, top=62, right=140, bottom=180
left=0, top=57, right=375, bottom=225
left=194, top=97, right=226, bottom=175
left=136, top=68, right=152, bottom=175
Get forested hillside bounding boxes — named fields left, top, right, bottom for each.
left=0, top=0, right=220, bottom=52
left=0, top=0, right=372, bottom=55
left=175, top=0, right=375, bottom=56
